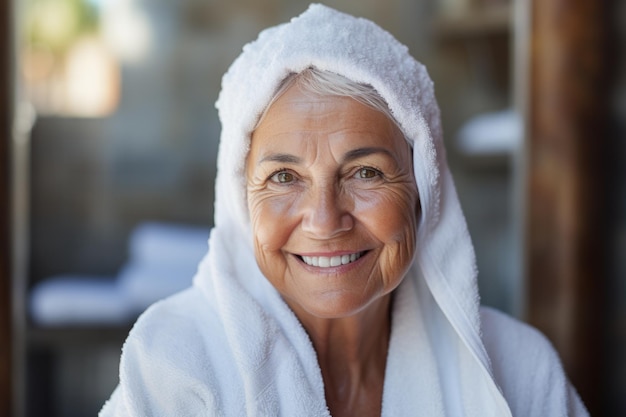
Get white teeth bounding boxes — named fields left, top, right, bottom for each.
left=301, top=252, right=362, bottom=268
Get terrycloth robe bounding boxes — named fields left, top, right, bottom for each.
left=100, top=4, right=588, bottom=416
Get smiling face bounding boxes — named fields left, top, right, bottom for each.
left=246, top=84, right=419, bottom=320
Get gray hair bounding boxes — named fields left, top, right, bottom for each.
left=253, top=67, right=402, bottom=133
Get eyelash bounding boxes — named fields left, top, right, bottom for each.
left=266, top=165, right=384, bottom=184
left=268, top=168, right=296, bottom=184
left=355, top=165, right=383, bottom=180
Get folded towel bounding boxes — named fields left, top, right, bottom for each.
left=117, top=262, right=201, bottom=313
left=128, top=222, right=210, bottom=267
left=456, top=109, right=522, bottom=156
left=30, top=222, right=209, bottom=325
left=29, top=276, right=133, bottom=325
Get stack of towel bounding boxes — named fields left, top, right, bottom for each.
left=29, top=222, right=210, bottom=325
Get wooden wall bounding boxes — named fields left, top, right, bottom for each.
left=526, top=0, right=610, bottom=414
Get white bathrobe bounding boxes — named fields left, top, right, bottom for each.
left=100, top=4, right=588, bottom=416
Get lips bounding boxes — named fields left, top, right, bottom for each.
left=299, top=251, right=364, bottom=268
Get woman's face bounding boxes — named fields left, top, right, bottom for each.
left=246, top=84, right=419, bottom=320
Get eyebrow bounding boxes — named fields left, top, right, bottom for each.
left=257, top=147, right=395, bottom=166
left=259, top=153, right=302, bottom=164
left=342, top=147, right=395, bottom=163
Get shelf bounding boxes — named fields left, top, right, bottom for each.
left=435, top=4, right=511, bottom=39
left=27, top=324, right=133, bottom=349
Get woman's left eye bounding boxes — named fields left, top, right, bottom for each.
left=355, top=167, right=381, bottom=179
left=271, top=171, right=295, bottom=183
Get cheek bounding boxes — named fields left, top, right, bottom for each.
left=248, top=191, right=299, bottom=252
left=247, top=192, right=295, bottom=289
left=353, top=185, right=418, bottom=287
left=353, top=186, right=419, bottom=243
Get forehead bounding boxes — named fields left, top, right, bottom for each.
left=250, top=85, right=408, bottom=158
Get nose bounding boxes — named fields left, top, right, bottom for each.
left=301, top=183, right=354, bottom=238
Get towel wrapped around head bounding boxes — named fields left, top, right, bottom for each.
left=100, top=4, right=588, bottom=416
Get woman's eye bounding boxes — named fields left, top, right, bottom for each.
left=271, top=171, right=294, bottom=183
left=356, top=167, right=380, bottom=179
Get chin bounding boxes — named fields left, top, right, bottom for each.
left=286, top=289, right=391, bottom=321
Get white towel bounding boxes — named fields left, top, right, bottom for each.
left=30, top=276, right=133, bottom=325
left=101, top=4, right=588, bottom=416
left=456, top=109, right=522, bottom=156
left=118, top=222, right=210, bottom=312
left=29, top=222, right=210, bottom=325
left=127, top=222, right=210, bottom=267
left=116, top=261, right=201, bottom=313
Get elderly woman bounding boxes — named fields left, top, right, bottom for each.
left=101, top=4, right=587, bottom=416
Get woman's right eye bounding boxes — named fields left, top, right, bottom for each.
left=270, top=171, right=294, bottom=184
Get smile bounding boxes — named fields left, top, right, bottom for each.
left=299, top=252, right=364, bottom=268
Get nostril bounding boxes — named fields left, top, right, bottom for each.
left=300, top=186, right=354, bottom=238
left=302, top=211, right=353, bottom=237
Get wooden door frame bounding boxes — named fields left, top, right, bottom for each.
left=524, top=0, right=610, bottom=414
left=1, top=0, right=15, bottom=414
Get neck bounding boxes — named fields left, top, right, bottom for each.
left=302, top=296, right=391, bottom=363
left=289, top=295, right=393, bottom=416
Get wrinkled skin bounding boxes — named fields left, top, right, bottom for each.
left=246, top=84, right=420, bottom=321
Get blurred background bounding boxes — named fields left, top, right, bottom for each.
left=0, top=0, right=624, bottom=416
